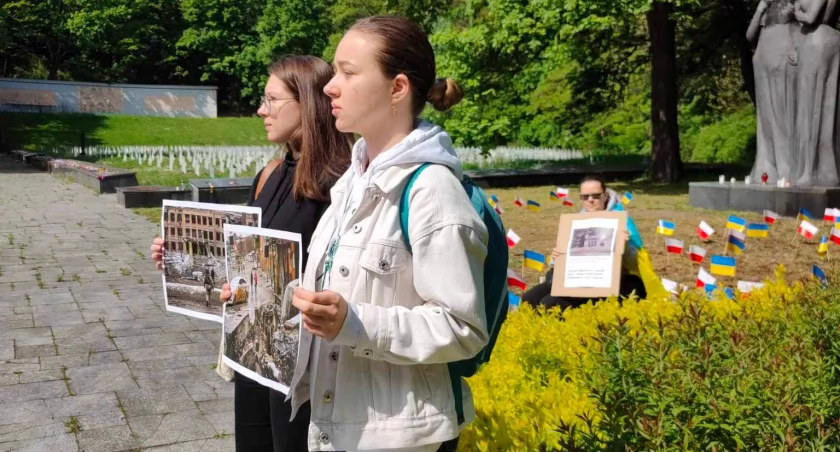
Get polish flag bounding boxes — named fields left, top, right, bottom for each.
left=513, top=197, right=524, bottom=207
left=825, top=208, right=840, bottom=222
left=494, top=203, right=504, bottom=215
left=555, top=187, right=569, bottom=198
left=506, top=229, right=520, bottom=249
left=562, top=199, right=574, bottom=207
left=798, top=220, right=819, bottom=239
left=661, top=278, right=680, bottom=297
left=507, top=268, right=527, bottom=291
left=689, top=245, right=706, bottom=263
left=764, top=210, right=778, bottom=224
left=696, top=267, right=716, bottom=289
left=831, top=227, right=840, bottom=246
left=696, top=221, right=714, bottom=241
left=665, top=238, right=684, bottom=254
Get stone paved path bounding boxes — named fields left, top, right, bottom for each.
left=0, top=156, right=235, bottom=451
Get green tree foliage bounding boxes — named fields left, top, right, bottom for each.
left=0, top=0, right=761, bottom=168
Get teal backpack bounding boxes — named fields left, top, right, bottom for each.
left=399, top=163, right=510, bottom=425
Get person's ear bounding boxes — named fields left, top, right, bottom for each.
left=391, top=74, right=411, bottom=106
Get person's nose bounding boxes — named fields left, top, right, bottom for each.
left=323, top=76, right=339, bottom=98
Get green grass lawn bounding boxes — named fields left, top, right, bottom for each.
left=1, top=112, right=266, bottom=150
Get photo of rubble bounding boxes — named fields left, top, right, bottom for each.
left=160, top=200, right=261, bottom=322
left=221, top=224, right=302, bottom=393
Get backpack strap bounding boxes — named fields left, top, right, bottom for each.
left=399, top=162, right=468, bottom=426
left=398, top=163, right=432, bottom=252
left=254, top=158, right=283, bottom=200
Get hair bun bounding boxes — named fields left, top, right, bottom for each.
left=428, top=77, right=464, bottom=112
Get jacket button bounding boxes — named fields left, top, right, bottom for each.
left=319, top=432, right=329, bottom=444
left=339, top=266, right=349, bottom=277
left=323, top=391, right=333, bottom=403
left=329, top=351, right=338, bottom=361
left=378, top=260, right=389, bottom=271
left=353, top=224, right=362, bottom=233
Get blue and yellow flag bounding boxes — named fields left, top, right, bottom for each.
left=819, top=235, right=829, bottom=257
left=523, top=250, right=546, bottom=272
left=798, top=208, right=814, bottom=222
left=656, top=220, right=675, bottom=236
left=526, top=200, right=541, bottom=212
left=746, top=223, right=769, bottom=238
left=725, top=215, right=747, bottom=232
left=622, top=191, right=634, bottom=205
left=725, top=233, right=746, bottom=255
left=710, top=255, right=737, bottom=277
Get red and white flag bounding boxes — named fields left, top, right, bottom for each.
left=696, top=221, right=714, bottom=241
left=696, top=267, right=716, bottom=289
left=555, top=187, right=569, bottom=198
left=689, top=245, right=706, bottom=263
left=513, top=197, right=524, bottom=207
left=661, top=278, right=680, bottom=297
left=825, top=208, right=840, bottom=222
left=665, top=238, right=684, bottom=254
left=506, top=229, right=520, bottom=249
left=764, top=210, right=778, bottom=224
left=494, top=203, right=504, bottom=215
left=798, top=220, right=819, bottom=239
left=831, top=227, right=840, bottom=246
left=507, top=268, right=527, bottom=291
left=562, top=198, right=574, bottom=207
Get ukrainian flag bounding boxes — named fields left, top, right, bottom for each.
left=508, top=292, right=521, bottom=309
left=622, top=191, right=634, bottom=205
left=746, top=223, right=769, bottom=238
left=798, top=208, right=814, bottom=222
left=710, top=255, right=737, bottom=277
left=523, top=250, right=546, bottom=272
left=526, top=200, right=541, bottom=212
left=819, top=235, right=829, bottom=257
left=656, top=220, right=675, bottom=236
left=725, top=234, right=746, bottom=255
left=725, top=215, right=747, bottom=232
left=549, top=191, right=560, bottom=201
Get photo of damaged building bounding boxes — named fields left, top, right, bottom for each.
left=162, top=206, right=258, bottom=317
left=223, top=230, right=300, bottom=390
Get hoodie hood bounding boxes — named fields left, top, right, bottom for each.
left=350, top=119, right=462, bottom=182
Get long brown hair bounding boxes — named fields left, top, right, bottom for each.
left=350, top=16, right=464, bottom=116
left=268, top=55, right=353, bottom=201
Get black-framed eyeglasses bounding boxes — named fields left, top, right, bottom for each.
left=260, top=95, right=296, bottom=115
left=580, top=193, right=604, bottom=201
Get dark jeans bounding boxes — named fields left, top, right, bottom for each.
left=234, top=372, right=459, bottom=452
left=234, top=372, right=310, bottom=452
left=523, top=267, right=646, bottom=312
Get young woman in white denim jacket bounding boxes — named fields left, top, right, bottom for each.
left=287, top=15, right=490, bottom=452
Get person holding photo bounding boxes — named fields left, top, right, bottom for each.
left=287, top=15, right=489, bottom=452
left=522, top=175, right=649, bottom=311
left=150, top=55, right=353, bottom=452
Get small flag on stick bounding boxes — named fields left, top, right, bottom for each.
left=710, top=255, right=737, bottom=277
left=831, top=227, right=840, bottom=246
left=696, top=267, right=717, bottom=289
left=507, top=268, right=527, bottom=291
left=764, top=210, right=779, bottom=224
left=725, top=215, right=747, bottom=232
left=798, top=220, right=819, bottom=240
left=506, top=229, right=520, bottom=249
left=621, top=191, right=634, bottom=205
left=523, top=250, right=546, bottom=272
left=746, top=223, right=769, bottom=238
left=526, top=200, right=540, bottom=212
left=696, top=221, right=714, bottom=241
left=513, top=197, right=524, bottom=207
left=819, top=235, right=829, bottom=257
left=656, top=220, right=675, bottom=236
left=689, top=245, right=706, bottom=263
left=665, top=238, right=684, bottom=254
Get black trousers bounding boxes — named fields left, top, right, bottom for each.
left=234, top=372, right=310, bottom=452
left=523, top=267, right=647, bottom=312
left=234, top=372, right=460, bottom=452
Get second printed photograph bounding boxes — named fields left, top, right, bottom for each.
left=221, top=224, right=302, bottom=393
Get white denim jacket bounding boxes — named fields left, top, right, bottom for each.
left=286, top=121, right=490, bottom=451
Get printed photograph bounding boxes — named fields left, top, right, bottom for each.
left=161, top=200, right=261, bottom=322
left=222, top=224, right=302, bottom=393
left=569, top=226, right=615, bottom=256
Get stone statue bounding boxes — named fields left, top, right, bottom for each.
left=748, top=0, right=840, bottom=187
left=791, top=0, right=840, bottom=186
left=748, top=0, right=799, bottom=186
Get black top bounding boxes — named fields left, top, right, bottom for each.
left=246, top=151, right=333, bottom=269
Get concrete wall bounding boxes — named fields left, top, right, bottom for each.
left=0, top=77, right=217, bottom=118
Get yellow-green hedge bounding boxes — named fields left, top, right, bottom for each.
left=460, top=266, right=840, bottom=450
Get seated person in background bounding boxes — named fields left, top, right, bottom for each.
left=523, top=175, right=652, bottom=312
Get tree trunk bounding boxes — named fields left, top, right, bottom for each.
left=647, top=1, right=684, bottom=183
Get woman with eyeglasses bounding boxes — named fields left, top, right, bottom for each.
left=522, top=175, right=647, bottom=311
left=150, top=55, right=353, bottom=451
